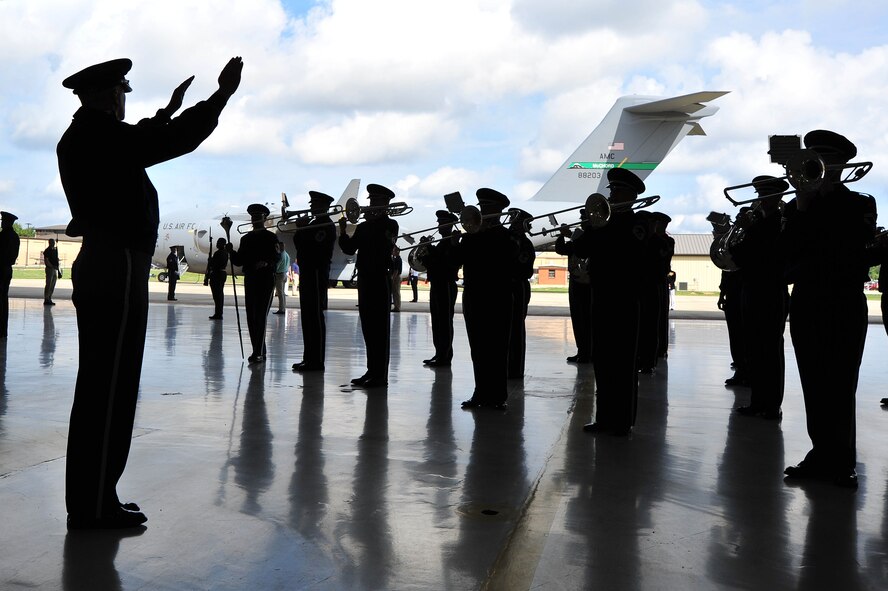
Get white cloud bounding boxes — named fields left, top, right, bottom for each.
left=3, top=0, right=888, bottom=232
left=292, top=112, right=459, bottom=165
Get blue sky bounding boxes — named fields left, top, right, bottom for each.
left=2, top=0, right=888, bottom=233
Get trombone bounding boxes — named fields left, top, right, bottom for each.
left=397, top=219, right=459, bottom=245
left=526, top=193, right=661, bottom=236
left=275, top=205, right=344, bottom=232
left=399, top=205, right=513, bottom=251
left=521, top=202, right=588, bottom=237
left=458, top=206, right=516, bottom=234
left=723, top=149, right=873, bottom=206
left=344, top=197, right=413, bottom=223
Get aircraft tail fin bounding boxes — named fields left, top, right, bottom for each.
left=529, top=91, right=728, bottom=202
left=337, top=179, right=361, bottom=206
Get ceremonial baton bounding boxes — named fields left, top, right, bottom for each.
left=220, top=216, right=245, bottom=359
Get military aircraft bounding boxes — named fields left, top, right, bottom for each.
left=392, top=90, right=728, bottom=261
left=152, top=179, right=362, bottom=286
left=153, top=90, right=727, bottom=282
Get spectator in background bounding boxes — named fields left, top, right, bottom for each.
left=43, top=238, right=61, bottom=306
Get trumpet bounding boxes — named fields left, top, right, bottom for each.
left=723, top=149, right=873, bottom=206
left=343, top=197, right=413, bottom=223
left=275, top=205, right=344, bottom=232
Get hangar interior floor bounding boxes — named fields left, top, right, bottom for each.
left=1, top=298, right=888, bottom=590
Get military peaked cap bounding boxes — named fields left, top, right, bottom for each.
left=435, top=209, right=458, bottom=223
left=308, top=191, right=334, bottom=205
left=606, top=167, right=645, bottom=194
left=751, top=175, right=789, bottom=196
left=62, top=58, right=133, bottom=94
left=366, top=183, right=395, bottom=202
left=476, top=188, right=510, bottom=211
left=804, top=130, right=857, bottom=162
left=247, top=203, right=270, bottom=217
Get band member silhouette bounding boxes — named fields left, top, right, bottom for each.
left=227, top=203, right=280, bottom=364
left=451, top=188, right=517, bottom=410
left=291, top=191, right=337, bottom=371
left=338, top=184, right=399, bottom=388
left=782, top=130, right=876, bottom=489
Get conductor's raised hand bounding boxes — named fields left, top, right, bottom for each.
left=165, top=76, right=194, bottom=115
left=218, top=56, right=244, bottom=98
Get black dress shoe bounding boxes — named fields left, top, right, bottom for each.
left=582, top=422, right=608, bottom=433
left=724, top=374, right=749, bottom=387
left=881, top=397, right=888, bottom=405
left=248, top=355, right=265, bottom=364
left=273, top=310, right=285, bottom=314
left=351, top=374, right=371, bottom=386
left=784, top=461, right=828, bottom=480
left=360, top=377, right=388, bottom=388
left=422, top=357, right=437, bottom=365
left=736, top=406, right=782, bottom=420
left=292, top=362, right=324, bottom=372
left=834, top=470, right=859, bottom=489
left=461, top=399, right=506, bottom=410
left=426, top=360, right=451, bottom=367
left=566, top=355, right=580, bottom=363
left=67, top=507, right=148, bottom=530
left=208, top=315, right=223, bottom=320
left=759, top=409, right=783, bottom=421
left=121, top=502, right=140, bottom=512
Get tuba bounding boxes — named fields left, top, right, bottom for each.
left=407, top=242, right=430, bottom=273
left=709, top=228, right=740, bottom=272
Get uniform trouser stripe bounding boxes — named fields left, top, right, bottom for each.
left=95, top=249, right=133, bottom=516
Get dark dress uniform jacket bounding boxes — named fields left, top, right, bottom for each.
left=293, top=216, right=336, bottom=365
left=419, top=239, right=460, bottom=362
left=230, top=229, right=280, bottom=358
left=57, top=95, right=230, bottom=520
left=556, top=229, right=592, bottom=360
left=0, top=228, right=20, bottom=338
left=339, top=216, right=399, bottom=380
left=782, top=184, right=876, bottom=472
left=508, top=232, right=535, bottom=378
left=208, top=248, right=229, bottom=318
left=451, top=224, right=518, bottom=405
left=574, top=210, right=647, bottom=430
left=730, top=212, right=788, bottom=413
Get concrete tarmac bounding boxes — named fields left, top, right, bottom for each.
left=1, top=281, right=887, bottom=589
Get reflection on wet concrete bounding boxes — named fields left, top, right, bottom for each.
left=1, top=300, right=888, bottom=590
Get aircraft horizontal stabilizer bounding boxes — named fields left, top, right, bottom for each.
left=529, top=90, right=728, bottom=203
left=624, top=91, right=730, bottom=115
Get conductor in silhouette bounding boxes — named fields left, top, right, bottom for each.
left=58, top=56, right=243, bottom=529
